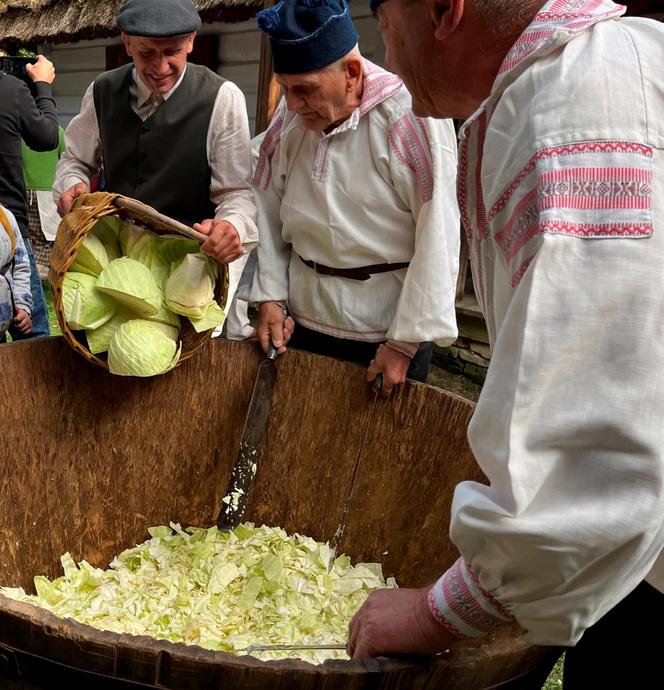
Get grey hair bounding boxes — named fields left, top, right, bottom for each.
left=322, top=44, right=362, bottom=72
left=473, top=0, right=545, bottom=37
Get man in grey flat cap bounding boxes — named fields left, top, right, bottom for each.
left=54, top=0, right=257, bottom=277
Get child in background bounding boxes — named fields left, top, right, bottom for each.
left=0, top=204, right=32, bottom=342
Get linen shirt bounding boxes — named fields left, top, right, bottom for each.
left=54, top=66, right=258, bottom=253
left=429, top=0, right=664, bottom=647
left=249, top=60, right=460, bottom=346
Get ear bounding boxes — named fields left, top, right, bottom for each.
left=186, top=32, right=196, bottom=54
left=121, top=32, right=133, bottom=57
left=345, top=56, right=363, bottom=90
left=432, top=0, right=464, bottom=40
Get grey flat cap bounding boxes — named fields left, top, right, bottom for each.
left=117, top=0, right=202, bottom=37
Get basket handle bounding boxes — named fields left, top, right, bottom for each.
left=115, top=197, right=207, bottom=242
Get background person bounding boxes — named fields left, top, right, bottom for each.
left=0, top=52, right=58, bottom=339
left=54, top=0, right=258, bottom=299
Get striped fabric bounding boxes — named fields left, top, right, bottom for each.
left=388, top=114, right=434, bottom=204
left=252, top=59, right=402, bottom=190
left=496, top=0, right=625, bottom=83
left=428, top=558, right=515, bottom=638
left=491, top=141, right=654, bottom=288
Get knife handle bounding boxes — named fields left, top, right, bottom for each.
left=267, top=342, right=279, bottom=360
left=372, top=373, right=384, bottom=395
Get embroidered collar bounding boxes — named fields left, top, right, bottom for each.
left=321, top=58, right=403, bottom=137
left=461, top=0, right=625, bottom=136
left=496, top=0, right=625, bottom=84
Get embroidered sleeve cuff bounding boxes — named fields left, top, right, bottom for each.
left=385, top=339, right=419, bottom=359
left=428, top=558, right=515, bottom=638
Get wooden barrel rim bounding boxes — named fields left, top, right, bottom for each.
left=0, top=592, right=539, bottom=677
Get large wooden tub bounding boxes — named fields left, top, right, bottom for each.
left=0, top=337, right=556, bottom=688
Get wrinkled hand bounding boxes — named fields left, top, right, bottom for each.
left=257, top=301, right=294, bottom=355
left=348, top=587, right=455, bottom=660
left=26, top=55, right=55, bottom=85
left=13, top=309, right=32, bottom=334
left=195, top=219, right=243, bottom=265
left=57, top=181, right=90, bottom=216
left=367, top=343, right=411, bottom=396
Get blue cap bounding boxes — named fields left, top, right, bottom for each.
left=117, top=0, right=202, bottom=38
left=257, top=0, right=359, bottom=74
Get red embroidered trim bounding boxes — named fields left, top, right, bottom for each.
left=539, top=167, right=652, bottom=210
left=441, top=560, right=509, bottom=632
left=457, top=135, right=472, bottom=243
left=252, top=114, right=284, bottom=191
left=541, top=220, right=653, bottom=237
left=495, top=187, right=539, bottom=261
left=512, top=256, right=535, bottom=289
left=465, top=562, right=515, bottom=621
left=498, top=1, right=624, bottom=76
left=488, top=142, right=653, bottom=221
left=388, top=115, right=434, bottom=204
left=311, top=138, right=332, bottom=183
left=427, top=587, right=465, bottom=638
left=385, top=340, right=418, bottom=359
left=359, top=60, right=403, bottom=117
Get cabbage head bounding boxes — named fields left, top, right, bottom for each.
left=90, top=217, right=122, bottom=260
left=108, top=320, right=181, bottom=376
left=70, top=233, right=109, bottom=277
left=63, top=272, right=116, bottom=330
left=165, top=253, right=217, bottom=319
left=97, top=257, right=163, bottom=317
left=85, top=307, right=134, bottom=354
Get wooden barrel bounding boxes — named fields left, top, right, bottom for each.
left=0, top=338, right=556, bottom=688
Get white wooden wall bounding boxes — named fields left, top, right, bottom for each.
left=42, top=0, right=385, bottom=134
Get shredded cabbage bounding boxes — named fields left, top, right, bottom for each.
left=0, top=524, right=397, bottom=664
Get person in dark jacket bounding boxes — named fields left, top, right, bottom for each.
left=0, top=54, right=59, bottom=339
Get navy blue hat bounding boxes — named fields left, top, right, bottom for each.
left=369, top=0, right=387, bottom=12
left=257, top=0, right=359, bottom=74
left=117, top=0, right=202, bottom=37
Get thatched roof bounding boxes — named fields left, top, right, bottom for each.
left=0, top=0, right=263, bottom=47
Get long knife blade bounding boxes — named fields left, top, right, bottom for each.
left=217, top=345, right=279, bottom=530
left=327, top=374, right=383, bottom=570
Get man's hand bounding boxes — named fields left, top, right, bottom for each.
left=195, top=219, right=243, bottom=265
left=257, top=301, right=294, bottom=354
left=13, top=309, right=32, bottom=335
left=26, top=55, right=55, bottom=85
left=57, top=182, right=90, bottom=216
left=367, top=343, right=412, bottom=396
left=348, top=587, right=456, bottom=660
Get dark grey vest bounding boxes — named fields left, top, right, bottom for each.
left=93, top=63, right=223, bottom=227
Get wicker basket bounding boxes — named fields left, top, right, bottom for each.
left=49, top=192, right=229, bottom=371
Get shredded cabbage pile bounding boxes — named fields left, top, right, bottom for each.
left=0, top=523, right=397, bottom=664
left=62, top=217, right=226, bottom=376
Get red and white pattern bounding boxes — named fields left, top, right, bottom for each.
left=252, top=112, right=284, bottom=191
left=254, top=60, right=403, bottom=189
left=428, top=558, right=515, bottom=638
left=388, top=114, right=434, bottom=204
left=488, top=140, right=654, bottom=289
left=310, top=60, right=402, bottom=183
left=497, top=0, right=625, bottom=80
left=458, top=110, right=490, bottom=313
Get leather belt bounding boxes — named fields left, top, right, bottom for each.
left=297, top=255, right=409, bottom=281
